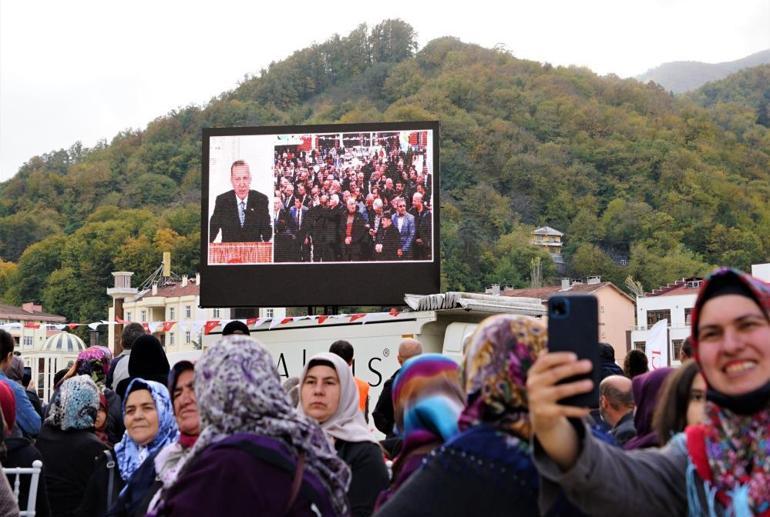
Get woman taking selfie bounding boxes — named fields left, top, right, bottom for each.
left=528, top=268, right=770, bottom=516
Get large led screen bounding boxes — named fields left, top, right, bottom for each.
left=200, top=121, right=440, bottom=307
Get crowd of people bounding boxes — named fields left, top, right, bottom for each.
left=271, top=138, right=433, bottom=263
left=0, top=266, right=768, bottom=516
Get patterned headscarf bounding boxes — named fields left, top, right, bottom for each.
left=115, top=379, right=178, bottom=481
left=45, top=375, right=99, bottom=431
left=685, top=268, right=770, bottom=514
left=176, top=337, right=350, bottom=516
left=392, top=353, right=464, bottom=449
left=298, top=352, right=376, bottom=444
left=459, top=314, right=547, bottom=439
left=76, top=346, right=113, bottom=390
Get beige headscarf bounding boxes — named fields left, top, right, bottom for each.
left=298, top=352, right=376, bottom=444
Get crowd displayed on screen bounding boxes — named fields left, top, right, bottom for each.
left=271, top=136, right=433, bottom=263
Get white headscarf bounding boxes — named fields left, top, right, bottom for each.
left=298, top=352, right=376, bottom=444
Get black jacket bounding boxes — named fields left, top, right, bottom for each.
left=372, top=369, right=399, bottom=437
left=209, top=189, right=272, bottom=243
left=35, top=425, right=110, bottom=517
left=335, top=440, right=389, bottom=517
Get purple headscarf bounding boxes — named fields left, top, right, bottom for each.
left=623, top=367, right=673, bottom=450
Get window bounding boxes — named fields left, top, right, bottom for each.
left=185, top=306, right=192, bottom=319
left=684, top=308, right=693, bottom=326
left=672, top=339, right=684, bottom=361
left=633, top=342, right=646, bottom=354
left=213, top=308, right=221, bottom=318
left=126, top=311, right=132, bottom=322
left=647, top=310, right=671, bottom=327
left=22, top=336, right=33, bottom=347
left=169, top=307, right=175, bottom=321
left=169, top=333, right=175, bottom=346
left=264, top=308, right=274, bottom=318
left=185, top=331, right=191, bottom=344
left=141, top=310, right=147, bottom=322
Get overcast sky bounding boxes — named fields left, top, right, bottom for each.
left=1, top=0, right=768, bottom=181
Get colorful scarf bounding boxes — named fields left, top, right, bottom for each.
left=115, top=378, right=178, bottom=481
left=392, top=353, right=464, bottom=451
left=75, top=346, right=112, bottom=390
left=45, top=375, right=99, bottom=431
left=459, top=314, right=546, bottom=440
left=173, top=337, right=350, bottom=516
left=687, top=268, right=770, bottom=514
left=376, top=354, right=464, bottom=509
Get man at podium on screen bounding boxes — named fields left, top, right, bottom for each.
left=209, top=160, right=272, bottom=243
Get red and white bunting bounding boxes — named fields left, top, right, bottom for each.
left=23, top=322, right=40, bottom=329
left=203, top=320, right=220, bottom=335
left=161, top=321, right=175, bottom=332
left=349, top=313, right=365, bottom=323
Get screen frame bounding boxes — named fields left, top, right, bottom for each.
left=199, top=121, right=440, bottom=308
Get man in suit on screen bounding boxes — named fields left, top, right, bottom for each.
left=209, top=160, right=272, bottom=243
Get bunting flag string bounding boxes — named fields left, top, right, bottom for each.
left=1, top=309, right=409, bottom=336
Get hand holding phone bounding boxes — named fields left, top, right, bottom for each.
left=547, top=294, right=600, bottom=408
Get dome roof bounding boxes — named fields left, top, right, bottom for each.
left=43, top=332, right=86, bottom=353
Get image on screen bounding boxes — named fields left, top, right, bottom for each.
left=206, top=129, right=434, bottom=265
left=200, top=121, right=440, bottom=308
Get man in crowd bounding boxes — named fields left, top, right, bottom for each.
left=107, top=322, right=146, bottom=390
left=209, top=160, right=272, bottom=243
left=409, top=192, right=432, bottom=260
left=391, top=198, right=416, bottom=259
left=373, top=338, right=423, bottom=438
left=339, top=197, right=368, bottom=262
left=598, top=375, right=637, bottom=446
left=329, top=340, right=370, bottom=422
left=289, top=196, right=310, bottom=261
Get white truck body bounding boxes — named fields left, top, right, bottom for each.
left=173, top=293, right=545, bottom=432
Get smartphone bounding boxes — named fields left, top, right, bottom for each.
left=547, top=294, right=600, bottom=407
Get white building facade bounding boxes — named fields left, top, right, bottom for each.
left=629, top=279, right=701, bottom=365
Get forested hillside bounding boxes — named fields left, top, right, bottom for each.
left=1, top=19, right=769, bottom=325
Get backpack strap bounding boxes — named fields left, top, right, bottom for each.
left=103, top=449, right=116, bottom=510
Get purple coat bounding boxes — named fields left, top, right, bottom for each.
left=154, top=433, right=338, bottom=516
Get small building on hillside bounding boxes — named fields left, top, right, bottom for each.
left=629, top=277, right=702, bottom=365
left=502, top=277, right=635, bottom=364
left=532, top=226, right=565, bottom=273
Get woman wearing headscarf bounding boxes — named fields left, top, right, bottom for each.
left=75, top=345, right=124, bottom=444
left=151, top=336, right=350, bottom=516
left=299, top=352, right=389, bottom=517
left=653, top=361, right=707, bottom=444
left=622, top=367, right=674, bottom=450
left=35, top=375, right=110, bottom=517
left=374, top=353, right=464, bottom=510
left=529, top=268, right=770, bottom=516
left=144, top=361, right=201, bottom=513
left=109, top=378, right=177, bottom=516
left=376, top=314, right=572, bottom=517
